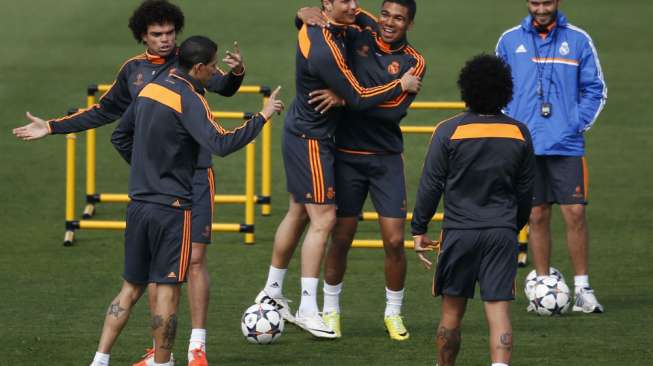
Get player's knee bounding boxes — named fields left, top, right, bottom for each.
left=310, top=212, right=337, bottom=234
left=529, top=206, right=550, bottom=226
left=383, top=235, right=406, bottom=257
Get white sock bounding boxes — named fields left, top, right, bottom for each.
left=298, top=277, right=319, bottom=316
left=385, top=287, right=404, bottom=317
left=91, top=352, right=110, bottom=366
left=491, top=363, right=509, bottom=366
left=188, top=328, right=206, bottom=358
left=153, top=361, right=172, bottom=366
left=264, top=266, right=287, bottom=297
left=323, top=282, right=343, bottom=314
left=574, top=275, right=590, bottom=291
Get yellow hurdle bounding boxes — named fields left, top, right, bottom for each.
left=63, top=83, right=272, bottom=245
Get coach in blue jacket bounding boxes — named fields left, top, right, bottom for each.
left=496, top=0, right=607, bottom=314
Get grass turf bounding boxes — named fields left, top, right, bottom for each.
left=1, top=0, right=652, bottom=364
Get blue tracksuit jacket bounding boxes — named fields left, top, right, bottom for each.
left=495, top=12, right=607, bottom=156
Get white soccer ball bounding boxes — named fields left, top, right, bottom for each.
left=241, top=303, right=284, bottom=344
left=532, top=276, right=571, bottom=316
left=524, top=267, right=564, bottom=302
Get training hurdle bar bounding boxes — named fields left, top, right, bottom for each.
left=81, top=84, right=274, bottom=220
left=351, top=101, right=529, bottom=265
left=63, top=109, right=264, bottom=246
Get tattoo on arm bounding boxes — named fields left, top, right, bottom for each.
left=107, top=301, right=126, bottom=318
left=436, top=326, right=461, bottom=366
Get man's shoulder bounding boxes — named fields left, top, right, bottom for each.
left=561, top=23, right=595, bottom=45
left=497, top=24, right=524, bottom=43
left=434, top=112, right=467, bottom=137
left=118, top=53, right=149, bottom=73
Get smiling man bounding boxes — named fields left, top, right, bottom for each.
left=252, top=0, right=421, bottom=339
left=296, top=0, right=425, bottom=340
left=495, top=0, right=607, bottom=315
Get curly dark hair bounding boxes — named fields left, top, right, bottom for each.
left=128, top=0, right=185, bottom=44
left=457, top=54, right=513, bottom=114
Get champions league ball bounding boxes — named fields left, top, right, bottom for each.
left=532, top=276, right=571, bottom=316
left=241, top=303, right=284, bottom=344
left=524, top=267, right=564, bottom=302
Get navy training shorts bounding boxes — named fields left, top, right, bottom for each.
left=434, top=228, right=517, bottom=301
left=123, top=200, right=192, bottom=284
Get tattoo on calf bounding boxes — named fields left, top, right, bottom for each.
left=162, top=314, right=178, bottom=350
left=151, top=315, right=163, bottom=331
left=107, top=301, right=126, bottom=318
left=498, top=332, right=513, bottom=351
left=436, top=326, right=461, bottom=365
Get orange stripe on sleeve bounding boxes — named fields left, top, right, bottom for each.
left=322, top=29, right=401, bottom=98
left=450, top=123, right=525, bottom=141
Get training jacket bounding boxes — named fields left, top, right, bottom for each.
left=46, top=48, right=244, bottom=168
left=495, top=12, right=607, bottom=156
left=411, top=112, right=535, bottom=235
left=285, top=16, right=405, bottom=140
left=111, top=71, right=266, bottom=209
left=336, top=9, right=426, bottom=154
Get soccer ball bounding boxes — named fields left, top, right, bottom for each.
left=532, top=276, right=571, bottom=316
left=524, top=267, right=564, bottom=301
left=241, top=303, right=284, bottom=344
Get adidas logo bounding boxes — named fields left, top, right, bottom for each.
left=171, top=199, right=181, bottom=207
left=167, top=272, right=177, bottom=278
left=302, top=290, right=310, bottom=296
left=270, top=282, right=280, bottom=288
left=515, top=44, right=527, bottom=53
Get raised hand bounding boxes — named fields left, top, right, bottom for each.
left=297, top=7, right=327, bottom=27
left=223, top=41, right=244, bottom=74
left=12, top=112, right=50, bottom=141
left=260, top=86, right=284, bottom=120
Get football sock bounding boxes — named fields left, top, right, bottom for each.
left=188, top=328, right=206, bottom=360
left=574, top=275, right=590, bottom=291
left=384, top=287, right=404, bottom=317
left=491, top=363, right=509, bottom=366
left=323, top=282, right=343, bottom=314
left=298, top=277, right=319, bottom=316
left=265, top=266, right=287, bottom=298
left=91, top=352, right=110, bottom=366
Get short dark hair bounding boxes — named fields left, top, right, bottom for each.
left=457, top=54, right=513, bottom=114
left=128, top=0, right=185, bottom=44
left=383, top=0, right=417, bottom=21
left=178, top=36, right=218, bottom=71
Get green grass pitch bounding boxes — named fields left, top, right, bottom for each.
left=1, top=0, right=652, bottom=364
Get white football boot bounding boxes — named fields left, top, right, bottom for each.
left=572, top=287, right=604, bottom=313
left=254, top=290, right=296, bottom=324
left=294, top=311, right=337, bottom=339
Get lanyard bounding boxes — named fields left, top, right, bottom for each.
left=530, top=28, right=557, bottom=104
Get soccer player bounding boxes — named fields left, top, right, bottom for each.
left=411, top=55, right=535, bottom=366
left=495, top=0, right=607, bottom=313
left=91, top=35, right=282, bottom=366
left=297, top=0, right=424, bottom=340
left=253, top=0, right=421, bottom=338
left=12, top=1, right=245, bottom=364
